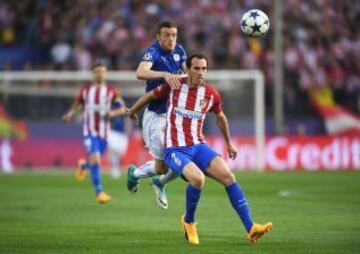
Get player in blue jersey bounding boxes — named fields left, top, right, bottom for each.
left=127, top=21, right=187, bottom=210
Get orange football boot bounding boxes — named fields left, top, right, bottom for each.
left=181, top=215, right=199, bottom=245
left=247, top=222, right=273, bottom=243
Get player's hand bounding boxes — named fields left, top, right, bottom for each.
left=106, top=112, right=112, bottom=118
left=62, top=113, right=72, bottom=123
left=126, top=108, right=140, bottom=126
left=226, top=142, right=237, bottom=160
left=164, top=73, right=186, bottom=90
left=107, top=111, right=115, bottom=118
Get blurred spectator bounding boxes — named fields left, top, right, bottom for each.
left=72, top=41, right=92, bottom=70
left=0, top=2, right=15, bottom=44
left=50, top=38, right=72, bottom=70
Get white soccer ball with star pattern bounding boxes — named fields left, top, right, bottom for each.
left=241, top=9, right=270, bottom=37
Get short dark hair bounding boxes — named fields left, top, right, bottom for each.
left=185, top=53, right=208, bottom=68
left=156, top=21, right=177, bottom=34
left=92, top=60, right=107, bottom=70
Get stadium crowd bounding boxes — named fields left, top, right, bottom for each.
left=0, top=0, right=359, bottom=116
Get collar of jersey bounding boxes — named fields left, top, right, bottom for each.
left=155, top=41, right=175, bottom=55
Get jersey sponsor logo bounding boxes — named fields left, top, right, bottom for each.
left=143, top=52, right=152, bottom=61
left=199, top=99, right=209, bottom=110
left=173, top=54, right=180, bottom=61
left=174, top=107, right=202, bottom=120
left=87, top=104, right=109, bottom=112
left=171, top=152, right=182, bottom=166
left=101, top=95, right=111, bottom=104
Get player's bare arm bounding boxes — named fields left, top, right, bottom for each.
left=136, top=61, right=184, bottom=89
left=107, top=105, right=126, bottom=118
left=215, top=111, right=237, bottom=160
left=62, top=101, right=83, bottom=123
left=126, top=91, right=158, bottom=118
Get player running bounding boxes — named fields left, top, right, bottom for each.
left=127, top=53, right=272, bottom=245
left=62, top=62, right=126, bottom=204
left=127, top=21, right=187, bottom=209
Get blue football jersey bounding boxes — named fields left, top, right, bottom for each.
left=140, top=41, right=187, bottom=114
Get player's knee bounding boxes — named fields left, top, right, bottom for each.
left=89, top=154, right=100, bottom=165
left=191, top=172, right=205, bottom=189
left=155, top=160, right=168, bottom=174
left=220, top=170, right=236, bottom=186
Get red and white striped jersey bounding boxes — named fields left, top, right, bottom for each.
left=76, top=84, right=121, bottom=139
left=153, top=81, right=223, bottom=148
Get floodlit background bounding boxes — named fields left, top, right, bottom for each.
left=0, top=0, right=359, bottom=171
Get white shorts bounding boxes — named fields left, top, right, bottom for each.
left=107, top=130, right=128, bottom=156
left=142, top=108, right=166, bottom=160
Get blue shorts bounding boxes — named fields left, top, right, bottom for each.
left=163, top=143, right=218, bottom=176
left=82, top=136, right=107, bottom=157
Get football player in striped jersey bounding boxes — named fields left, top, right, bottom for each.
left=127, top=53, right=272, bottom=245
left=62, top=62, right=126, bottom=203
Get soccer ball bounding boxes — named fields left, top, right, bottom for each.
left=241, top=9, right=270, bottom=37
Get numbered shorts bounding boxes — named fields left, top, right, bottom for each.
left=83, top=136, right=107, bottom=157
left=163, top=143, right=219, bottom=176
left=107, top=130, right=128, bottom=156
left=142, top=108, right=166, bottom=160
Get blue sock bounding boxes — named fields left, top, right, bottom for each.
left=185, top=184, right=202, bottom=223
left=226, top=182, right=253, bottom=232
left=89, top=163, right=102, bottom=195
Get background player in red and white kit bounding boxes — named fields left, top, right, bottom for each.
left=62, top=62, right=126, bottom=204
left=127, top=53, right=272, bottom=245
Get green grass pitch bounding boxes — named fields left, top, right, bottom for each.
left=0, top=171, right=360, bottom=254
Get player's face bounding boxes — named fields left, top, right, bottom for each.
left=93, top=66, right=107, bottom=84
left=157, top=27, right=177, bottom=52
left=188, top=58, right=207, bottom=87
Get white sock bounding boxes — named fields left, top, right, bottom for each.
left=109, top=152, right=120, bottom=178
left=111, top=168, right=121, bottom=179
left=158, top=169, right=178, bottom=185
left=134, top=161, right=157, bottom=178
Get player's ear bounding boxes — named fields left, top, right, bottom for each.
left=184, top=65, right=190, bottom=73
